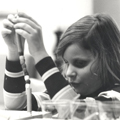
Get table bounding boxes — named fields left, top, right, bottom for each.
left=0, top=110, right=53, bottom=120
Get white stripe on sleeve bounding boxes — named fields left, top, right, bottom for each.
left=52, top=85, right=78, bottom=101
left=5, top=69, right=24, bottom=78
left=41, top=67, right=59, bottom=82
left=3, top=89, right=26, bottom=110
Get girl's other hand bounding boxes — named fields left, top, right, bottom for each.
left=1, top=14, right=25, bottom=61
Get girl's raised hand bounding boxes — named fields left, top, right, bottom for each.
left=1, top=14, right=25, bottom=61
left=13, top=12, right=48, bottom=63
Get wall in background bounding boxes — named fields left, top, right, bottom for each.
left=0, top=0, right=93, bottom=59
left=93, top=0, right=120, bottom=28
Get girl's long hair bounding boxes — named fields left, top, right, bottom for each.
left=56, top=13, right=120, bottom=89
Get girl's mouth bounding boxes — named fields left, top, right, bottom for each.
left=70, top=82, right=80, bottom=88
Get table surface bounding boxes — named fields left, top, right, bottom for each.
left=0, top=110, right=67, bottom=120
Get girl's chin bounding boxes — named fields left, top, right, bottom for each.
left=71, top=84, right=88, bottom=95
left=74, top=88, right=83, bottom=94
left=74, top=88, right=88, bottom=96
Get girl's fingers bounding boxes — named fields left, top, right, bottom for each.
left=13, top=17, right=40, bottom=30
left=7, top=14, right=16, bottom=23
left=18, top=12, right=39, bottom=25
left=1, top=28, right=12, bottom=37
left=15, top=29, right=30, bottom=39
left=2, top=19, right=14, bottom=29
left=6, top=12, right=42, bottom=36
left=14, top=22, right=36, bottom=34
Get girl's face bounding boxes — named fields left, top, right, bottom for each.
left=63, top=43, right=102, bottom=96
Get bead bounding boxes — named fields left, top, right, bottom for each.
left=24, top=75, right=29, bottom=81
left=19, top=55, right=31, bottom=85
left=25, top=79, right=31, bottom=84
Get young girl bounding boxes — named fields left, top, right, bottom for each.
left=1, top=12, right=120, bottom=118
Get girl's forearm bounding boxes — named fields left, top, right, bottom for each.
left=33, top=50, right=49, bottom=64
left=7, top=49, right=19, bottom=61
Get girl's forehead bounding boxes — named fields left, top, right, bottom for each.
left=63, top=43, right=95, bottom=60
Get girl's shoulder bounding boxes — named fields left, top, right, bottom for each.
left=96, top=85, right=120, bottom=101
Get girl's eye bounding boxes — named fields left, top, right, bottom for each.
left=63, top=60, right=69, bottom=67
left=64, top=60, right=69, bottom=66
left=74, top=60, right=87, bottom=68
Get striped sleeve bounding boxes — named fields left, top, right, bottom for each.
left=4, top=58, right=25, bottom=93
left=4, top=58, right=26, bottom=109
left=35, top=56, right=78, bottom=101
left=96, top=90, right=120, bottom=101
left=4, top=58, right=38, bottom=111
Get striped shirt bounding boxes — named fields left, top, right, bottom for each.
left=3, top=56, right=120, bottom=111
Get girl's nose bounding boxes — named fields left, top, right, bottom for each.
left=65, top=65, right=76, bottom=81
